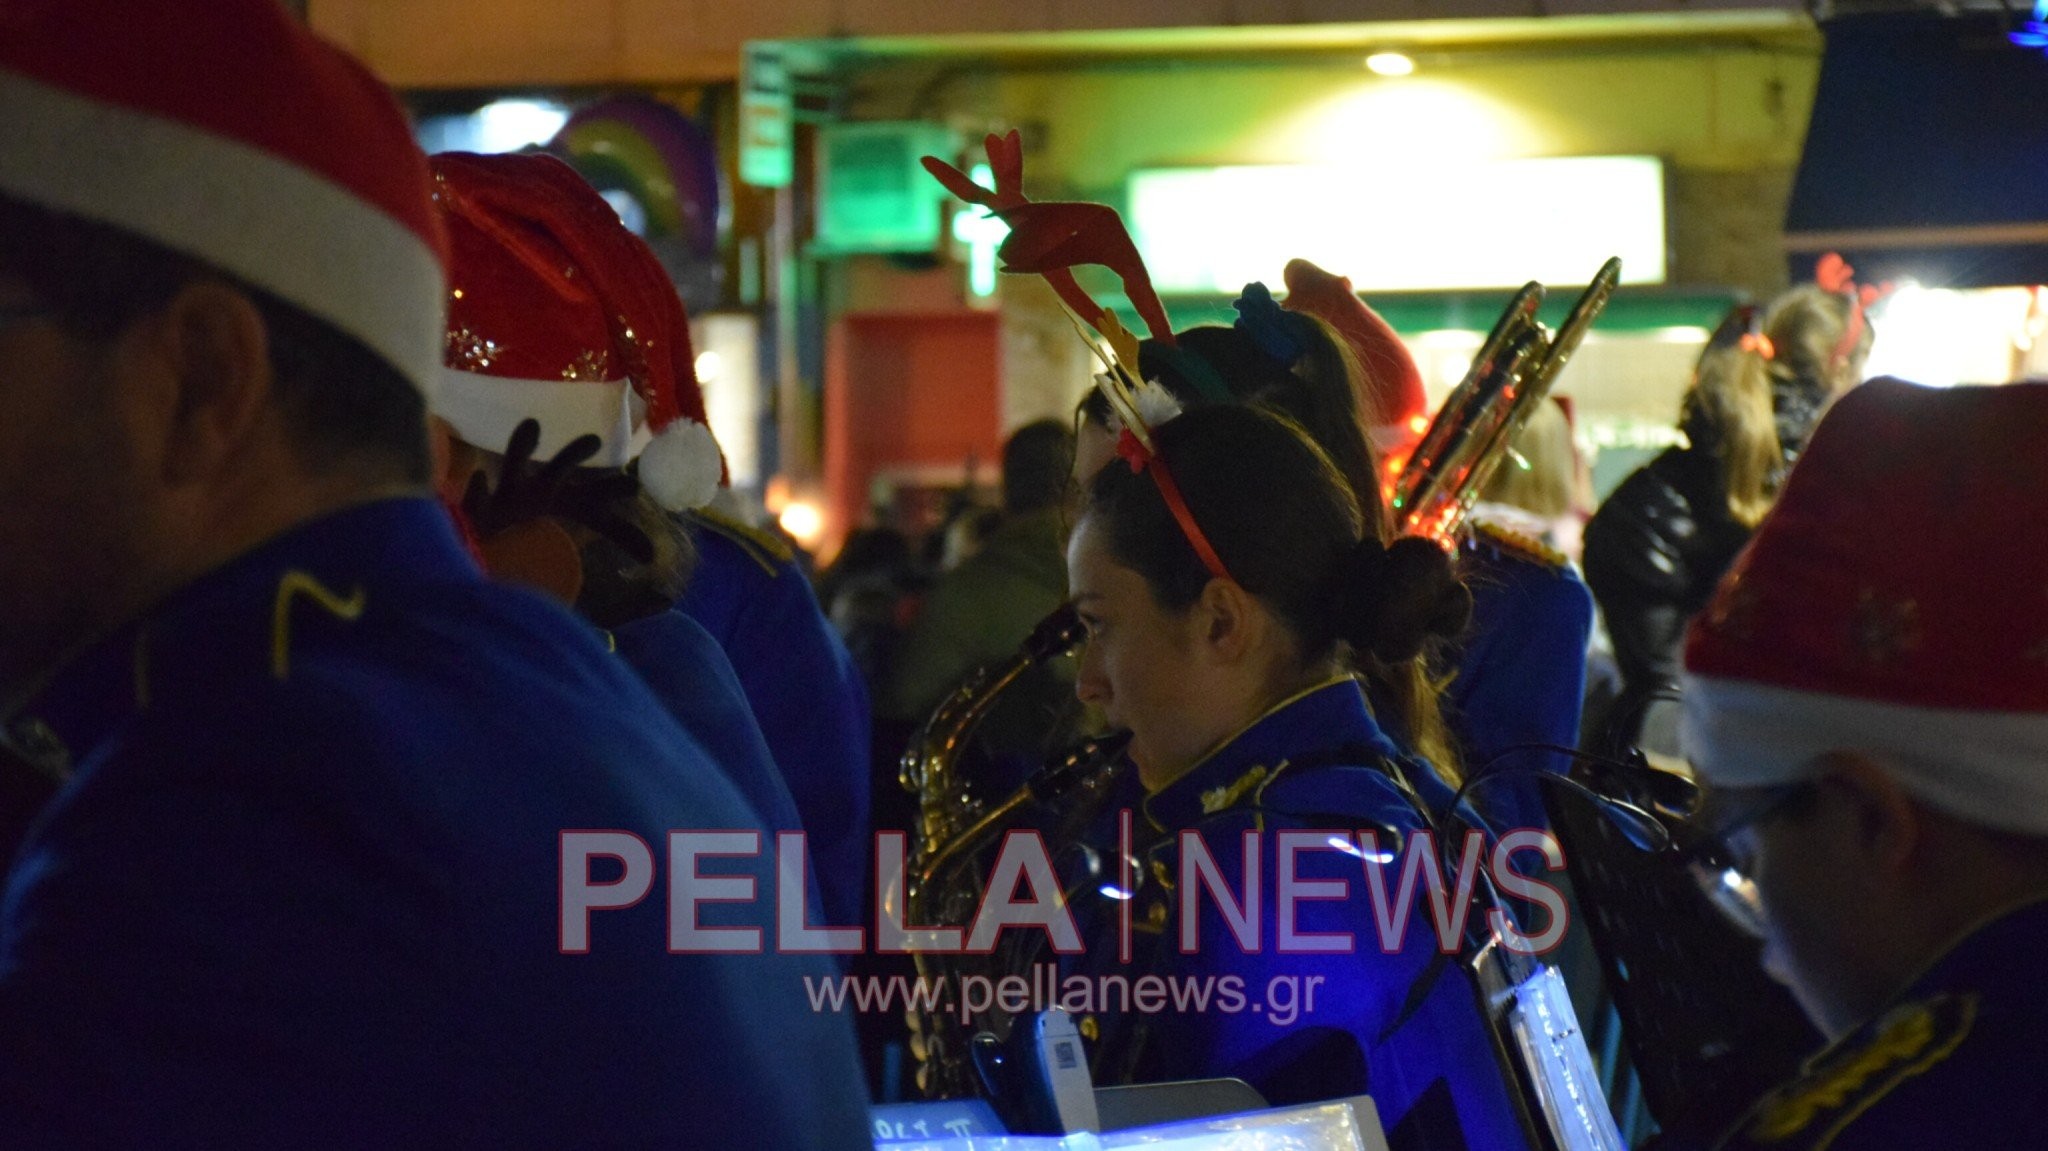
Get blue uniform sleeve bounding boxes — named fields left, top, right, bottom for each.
left=1137, top=821, right=1417, bottom=1103
left=0, top=697, right=874, bottom=1149
left=1448, top=555, right=1595, bottom=834
left=680, top=533, right=873, bottom=931
left=0, top=716, right=490, bottom=1141
left=613, top=610, right=805, bottom=836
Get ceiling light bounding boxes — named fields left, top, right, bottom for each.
left=1365, top=51, right=1415, bottom=77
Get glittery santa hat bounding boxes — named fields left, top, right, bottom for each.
left=1682, top=379, right=2048, bottom=833
left=0, top=0, right=447, bottom=393
left=431, top=151, right=724, bottom=511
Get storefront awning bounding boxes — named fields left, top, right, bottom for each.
left=1786, top=12, right=2048, bottom=289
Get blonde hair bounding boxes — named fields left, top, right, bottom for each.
left=1681, top=345, right=1780, bottom=527
left=1764, top=284, right=1873, bottom=399
left=1479, top=399, right=1577, bottom=519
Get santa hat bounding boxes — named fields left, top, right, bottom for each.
left=0, top=0, right=446, bottom=394
left=1682, top=379, right=2048, bottom=834
left=430, top=151, right=724, bottom=511
left=1281, top=258, right=1430, bottom=459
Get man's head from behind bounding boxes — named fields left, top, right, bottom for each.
left=0, top=0, right=444, bottom=693
left=1682, top=379, right=2048, bottom=1038
left=1002, top=419, right=1074, bottom=516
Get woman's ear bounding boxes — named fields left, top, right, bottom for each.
left=1192, top=578, right=1264, bottom=665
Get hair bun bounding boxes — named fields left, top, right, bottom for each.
left=1333, top=536, right=1390, bottom=591
left=1333, top=535, right=1472, bottom=663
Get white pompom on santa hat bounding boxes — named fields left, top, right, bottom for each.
left=1681, top=378, right=2048, bottom=834
left=0, top=0, right=448, bottom=394
left=430, top=151, right=725, bottom=512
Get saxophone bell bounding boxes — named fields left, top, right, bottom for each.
left=1394, top=257, right=1621, bottom=543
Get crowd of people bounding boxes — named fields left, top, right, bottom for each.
left=0, top=3, right=2041, bottom=1149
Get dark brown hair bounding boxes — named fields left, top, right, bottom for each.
left=1083, top=320, right=1385, bottom=532
left=1079, top=318, right=1461, bottom=770
left=1084, top=405, right=1471, bottom=774
left=0, top=193, right=431, bottom=484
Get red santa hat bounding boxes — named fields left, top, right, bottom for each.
left=1682, top=379, right=2048, bottom=833
left=0, top=0, right=446, bottom=394
left=1281, top=258, right=1430, bottom=459
left=430, top=151, right=724, bottom=511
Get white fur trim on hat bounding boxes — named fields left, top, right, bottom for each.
left=0, top=69, right=445, bottom=396
left=436, top=368, right=648, bottom=465
left=1131, top=378, right=1184, bottom=431
left=637, top=419, right=722, bottom=511
left=1681, top=672, right=2048, bottom=835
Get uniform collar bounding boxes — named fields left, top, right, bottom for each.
left=1783, top=893, right=2048, bottom=1083
left=1142, top=676, right=1401, bottom=833
left=1896, top=893, right=2048, bottom=1007
left=17, top=498, right=476, bottom=771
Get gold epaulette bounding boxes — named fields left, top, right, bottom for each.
left=685, top=508, right=794, bottom=576
left=1199, top=765, right=1269, bottom=815
left=1468, top=519, right=1569, bottom=571
left=1739, top=993, right=1976, bottom=1149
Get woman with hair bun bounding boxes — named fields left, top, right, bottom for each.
left=1067, top=402, right=1532, bottom=1145
left=1077, top=278, right=1595, bottom=835
left=1076, top=305, right=1468, bottom=775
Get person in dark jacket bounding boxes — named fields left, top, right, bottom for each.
left=885, top=419, right=1076, bottom=788
left=428, top=151, right=808, bottom=844
left=0, top=7, right=867, bottom=1144
left=1583, top=284, right=1874, bottom=753
left=429, top=151, right=872, bottom=934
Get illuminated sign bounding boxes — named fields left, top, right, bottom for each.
left=1129, top=156, right=1667, bottom=294
left=740, top=43, right=793, bottom=188
left=813, top=122, right=955, bottom=254
left=950, top=163, right=1012, bottom=298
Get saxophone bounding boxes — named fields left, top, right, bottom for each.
left=894, top=604, right=1132, bottom=1098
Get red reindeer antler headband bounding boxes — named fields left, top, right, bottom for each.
left=921, top=131, right=1177, bottom=348
left=924, top=133, right=1230, bottom=583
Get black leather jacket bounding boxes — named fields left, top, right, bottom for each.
left=1583, top=444, right=1755, bottom=709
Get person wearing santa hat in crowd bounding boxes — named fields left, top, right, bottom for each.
left=429, top=150, right=872, bottom=935
left=1678, top=378, right=2048, bottom=1149
left=0, top=2, right=867, bottom=1145
left=427, top=150, right=807, bottom=848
